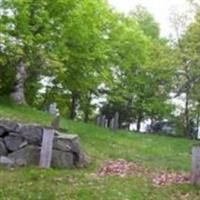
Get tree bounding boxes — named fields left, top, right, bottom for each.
left=0, top=0, right=78, bottom=104
left=51, top=0, right=113, bottom=120
left=130, top=5, right=160, bottom=39
left=170, top=8, right=200, bottom=137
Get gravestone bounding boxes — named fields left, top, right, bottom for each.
left=100, top=115, right=106, bottom=127
left=109, top=118, right=115, bottom=130
left=40, top=103, right=60, bottom=168
left=49, top=103, right=57, bottom=115
left=95, top=115, right=101, bottom=126
left=51, top=112, right=60, bottom=130
left=104, top=119, right=108, bottom=128
left=39, top=128, right=55, bottom=168
left=49, top=102, right=60, bottom=130
left=192, top=144, right=200, bottom=186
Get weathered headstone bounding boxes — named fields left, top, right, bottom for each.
left=192, top=144, right=200, bottom=186
left=109, top=118, right=115, bottom=130
left=40, top=103, right=60, bottom=168
left=95, top=115, right=101, bottom=126
left=100, top=115, right=106, bottom=127
left=104, top=119, right=108, bottom=128
left=39, top=128, right=55, bottom=168
left=49, top=103, right=57, bottom=115
left=49, top=103, right=60, bottom=130
left=51, top=112, right=60, bottom=130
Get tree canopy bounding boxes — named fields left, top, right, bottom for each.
left=1, top=0, right=200, bottom=137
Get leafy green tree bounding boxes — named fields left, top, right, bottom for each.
left=130, top=5, right=160, bottom=39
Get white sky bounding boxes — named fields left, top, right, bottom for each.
left=107, top=0, right=191, bottom=37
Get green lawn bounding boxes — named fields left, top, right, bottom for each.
left=0, top=100, right=199, bottom=200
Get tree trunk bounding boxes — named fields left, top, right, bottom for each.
left=184, top=92, right=190, bottom=138
left=10, top=59, right=27, bottom=105
left=69, top=92, right=78, bottom=120
left=136, top=115, right=143, bottom=132
left=83, top=94, right=92, bottom=123
left=197, top=109, right=200, bottom=136
left=84, top=108, right=90, bottom=123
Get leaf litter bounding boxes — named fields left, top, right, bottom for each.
left=94, top=159, right=191, bottom=186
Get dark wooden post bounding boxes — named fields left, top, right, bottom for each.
left=192, top=144, right=200, bottom=186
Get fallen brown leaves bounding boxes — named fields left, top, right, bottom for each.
left=95, top=159, right=191, bottom=187
left=152, top=172, right=191, bottom=187
left=96, top=159, right=146, bottom=177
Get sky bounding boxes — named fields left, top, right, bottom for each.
left=107, top=0, right=191, bottom=37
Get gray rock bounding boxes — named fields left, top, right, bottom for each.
left=51, top=150, right=74, bottom=168
left=54, top=133, right=80, bottom=154
left=0, top=126, right=7, bottom=137
left=19, top=125, right=43, bottom=145
left=19, top=140, right=28, bottom=148
left=76, top=152, right=91, bottom=168
left=8, top=145, right=75, bottom=168
left=9, top=132, right=20, bottom=137
left=0, top=119, right=87, bottom=168
left=4, top=136, right=24, bottom=152
left=0, top=140, right=8, bottom=156
left=15, top=158, right=27, bottom=166
left=0, top=119, right=20, bottom=132
left=8, top=145, right=40, bottom=166
left=0, top=156, right=15, bottom=167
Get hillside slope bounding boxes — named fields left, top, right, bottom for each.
left=0, top=100, right=199, bottom=200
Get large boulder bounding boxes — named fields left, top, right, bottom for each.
left=0, top=119, right=20, bottom=132
left=0, top=156, right=15, bottom=167
left=4, top=136, right=25, bottom=152
left=53, top=133, right=80, bottom=154
left=0, top=139, right=8, bottom=156
left=19, top=125, right=43, bottom=145
left=8, top=145, right=75, bottom=168
left=8, top=145, right=40, bottom=165
left=51, top=150, right=74, bottom=168
left=77, top=152, right=91, bottom=168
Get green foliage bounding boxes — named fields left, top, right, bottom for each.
left=0, top=54, right=15, bottom=95
left=130, top=5, right=160, bottom=39
left=1, top=0, right=199, bottom=133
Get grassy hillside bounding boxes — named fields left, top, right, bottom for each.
left=0, top=100, right=199, bottom=200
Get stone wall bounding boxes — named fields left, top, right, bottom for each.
left=0, top=119, right=89, bottom=168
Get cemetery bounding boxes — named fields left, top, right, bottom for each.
left=1, top=0, right=200, bottom=199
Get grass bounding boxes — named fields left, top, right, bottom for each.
left=0, top=99, right=200, bottom=200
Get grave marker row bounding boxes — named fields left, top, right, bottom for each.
left=95, top=112, right=119, bottom=131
